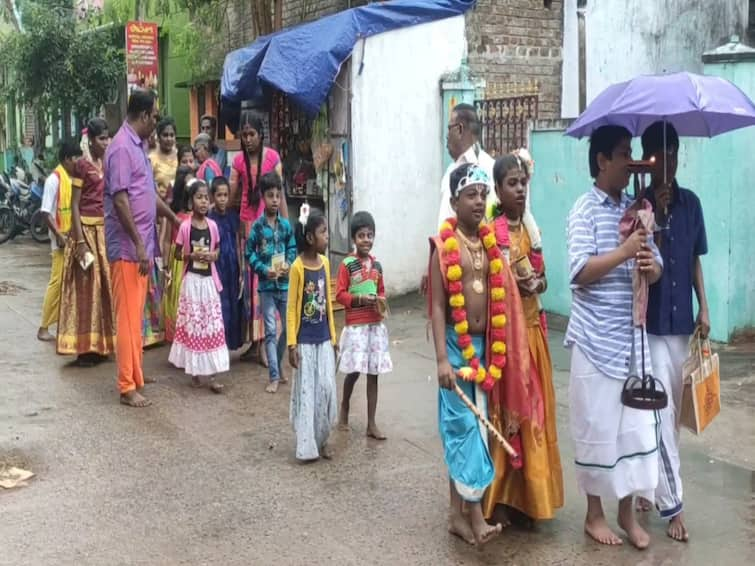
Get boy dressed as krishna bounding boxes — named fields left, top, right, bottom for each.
left=428, top=163, right=530, bottom=546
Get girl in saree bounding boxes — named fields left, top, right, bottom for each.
left=483, top=154, right=564, bottom=525
left=141, top=117, right=179, bottom=347
left=56, top=118, right=115, bottom=365
left=229, top=111, right=288, bottom=365
left=149, top=116, right=178, bottom=201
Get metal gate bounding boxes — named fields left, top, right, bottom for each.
left=475, top=82, right=539, bottom=156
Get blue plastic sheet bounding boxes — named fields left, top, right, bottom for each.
left=221, top=0, right=476, bottom=116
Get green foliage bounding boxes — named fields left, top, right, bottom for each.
left=0, top=0, right=124, bottom=120
left=167, top=3, right=229, bottom=83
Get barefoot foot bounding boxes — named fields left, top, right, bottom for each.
left=209, top=380, right=224, bottom=394
left=320, top=445, right=333, bottom=459
left=470, top=518, right=502, bottom=546
left=618, top=513, right=650, bottom=550
left=338, top=408, right=350, bottom=431
left=265, top=381, right=279, bottom=394
left=667, top=513, right=689, bottom=542
left=37, top=328, right=55, bottom=342
left=505, top=505, right=534, bottom=530
left=448, top=513, right=476, bottom=545
left=490, top=506, right=513, bottom=530
left=279, top=375, right=289, bottom=385
left=366, top=425, right=387, bottom=440
left=120, top=391, right=152, bottom=408
left=585, top=515, right=622, bottom=546
left=635, top=496, right=653, bottom=512
left=143, top=376, right=158, bottom=384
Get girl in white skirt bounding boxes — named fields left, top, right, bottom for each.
left=335, top=211, right=392, bottom=439
left=169, top=180, right=229, bottom=393
left=286, top=206, right=338, bottom=461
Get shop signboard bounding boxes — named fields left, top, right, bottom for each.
left=125, top=21, right=159, bottom=96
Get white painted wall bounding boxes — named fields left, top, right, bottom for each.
left=561, top=0, right=748, bottom=114
left=350, top=15, right=467, bottom=296
left=561, top=0, right=580, bottom=118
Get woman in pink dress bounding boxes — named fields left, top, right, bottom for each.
left=229, top=111, right=288, bottom=363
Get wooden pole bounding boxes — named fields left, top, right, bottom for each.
left=274, top=0, right=283, bottom=31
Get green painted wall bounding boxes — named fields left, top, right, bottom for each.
left=136, top=9, right=192, bottom=140
left=702, top=60, right=755, bottom=338
left=530, top=63, right=755, bottom=342
left=158, top=31, right=191, bottom=140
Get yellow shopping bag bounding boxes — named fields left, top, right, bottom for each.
left=680, top=329, right=721, bottom=434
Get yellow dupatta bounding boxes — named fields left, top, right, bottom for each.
left=54, top=164, right=73, bottom=233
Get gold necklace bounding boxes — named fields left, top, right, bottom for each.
left=456, top=229, right=485, bottom=294
left=455, top=228, right=483, bottom=252
left=508, top=221, right=523, bottom=261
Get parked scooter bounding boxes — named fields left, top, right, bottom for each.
left=0, top=173, right=15, bottom=244
left=0, top=167, right=49, bottom=245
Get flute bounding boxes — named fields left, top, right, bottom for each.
left=454, top=383, right=520, bottom=462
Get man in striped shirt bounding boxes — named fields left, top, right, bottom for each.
left=565, top=125, right=663, bottom=550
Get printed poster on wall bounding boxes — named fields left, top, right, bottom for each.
left=125, top=21, right=159, bottom=96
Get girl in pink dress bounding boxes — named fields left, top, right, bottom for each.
left=169, top=180, right=229, bottom=393
left=229, top=111, right=288, bottom=364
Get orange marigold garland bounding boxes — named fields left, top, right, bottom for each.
left=439, top=217, right=507, bottom=392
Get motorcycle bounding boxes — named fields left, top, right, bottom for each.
left=0, top=174, right=14, bottom=244
left=0, top=167, right=49, bottom=245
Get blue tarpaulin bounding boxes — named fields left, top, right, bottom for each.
left=221, top=0, right=476, bottom=116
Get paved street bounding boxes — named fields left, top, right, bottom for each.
left=1, top=238, right=753, bottom=565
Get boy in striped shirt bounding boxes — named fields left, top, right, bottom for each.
left=566, top=125, right=663, bottom=549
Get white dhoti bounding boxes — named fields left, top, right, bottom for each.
left=569, top=345, right=659, bottom=500
left=648, top=334, right=688, bottom=519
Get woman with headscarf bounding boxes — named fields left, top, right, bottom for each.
left=229, top=111, right=287, bottom=363
left=56, top=118, right=115, bottom=365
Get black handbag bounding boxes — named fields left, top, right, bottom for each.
left=621, top=325, right=668, bottom=411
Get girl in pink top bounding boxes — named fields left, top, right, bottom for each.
left=229, top=111, right=288, bottom=364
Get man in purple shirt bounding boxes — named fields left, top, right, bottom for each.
left=105, top=89, right=178, bottom=407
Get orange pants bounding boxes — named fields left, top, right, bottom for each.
left=111, top=260, right=148, bottom=394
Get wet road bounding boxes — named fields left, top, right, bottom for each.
left=1, top=239, right=753, bottom=565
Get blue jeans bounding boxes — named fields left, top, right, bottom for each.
left=260, top=290, right=287, bottom=382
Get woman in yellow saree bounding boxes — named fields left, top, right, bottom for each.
left=484, top=153, right=564, bottom=523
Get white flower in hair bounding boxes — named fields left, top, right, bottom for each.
left=299, top=203, right=310, bottom=225
left=514, top=148, right=534, bottom=176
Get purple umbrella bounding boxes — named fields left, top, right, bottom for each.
left=566, top=71, right=755, bottom=138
